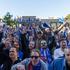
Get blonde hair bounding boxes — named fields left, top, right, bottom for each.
left=31, top=49, right=40, bottom=56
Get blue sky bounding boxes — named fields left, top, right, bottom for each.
left=0, top=0, right=70, bottom=18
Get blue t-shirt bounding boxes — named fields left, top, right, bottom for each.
left=18, top=51, right=23, bottom=60
left=33, top=61, right=41, bottom=70
left=67, top=41, right=70, bottom=48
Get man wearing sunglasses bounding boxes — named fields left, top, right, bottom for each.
left=11, top=49, right=48, bottom=70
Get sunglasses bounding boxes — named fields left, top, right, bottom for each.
left=31, top=56, right=39, bottom=59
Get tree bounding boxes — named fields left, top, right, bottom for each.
left=3, top=12, right=17, bottom=27
left=65, top=14, right=70, bottom=26
left=65, top=14, right=70, bottom=20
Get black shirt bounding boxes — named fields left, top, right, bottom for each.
left=66, top=61, right=70, bottom=70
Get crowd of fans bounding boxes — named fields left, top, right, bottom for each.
left=0, top=22, right=70, bottom=70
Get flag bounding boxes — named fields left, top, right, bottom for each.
left=41, top=23, right=50, bottom=29
left=58, top=17, right=64, bottom=24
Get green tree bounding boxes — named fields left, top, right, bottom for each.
left=65, top=14, right=70, bottom=20
left=3, top=12, right=17, bottom=27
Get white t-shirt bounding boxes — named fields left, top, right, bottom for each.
left=54, top=48, right=64, bottom=60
